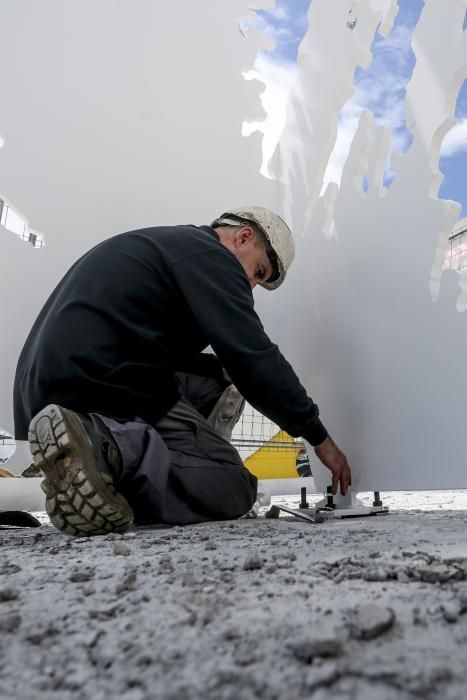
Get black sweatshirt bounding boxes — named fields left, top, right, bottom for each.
left=13, top=225, right=328, bottom=445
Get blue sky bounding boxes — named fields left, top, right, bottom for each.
left=254, top=0, right=467, bottom=217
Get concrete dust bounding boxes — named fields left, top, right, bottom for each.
left=1, top=492, right=467, bottom=700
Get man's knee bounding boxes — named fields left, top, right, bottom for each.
left=171, top=461, right=257, bottom=521
left=220, top=467, right=257, bottom=519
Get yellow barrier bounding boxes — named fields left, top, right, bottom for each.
left=244, top=431, right=302, bottom=480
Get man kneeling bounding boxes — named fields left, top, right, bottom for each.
left=14, top=207, right=351, bottom=535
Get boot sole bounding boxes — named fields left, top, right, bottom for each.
left=28, top=404, right=134, bottom=536
left=207, top=385, right=245, bottom=442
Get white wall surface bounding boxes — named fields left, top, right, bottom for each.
left=1, top=0, right=467, bottom=494
left=0, top=0, right=274, bottom=435
left=256, top=0, right=467, bottom=491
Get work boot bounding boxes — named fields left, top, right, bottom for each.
left=28, top=404, right=134, bottom=536
left=20, top=461, right=43, bottom=478
left=207, top=384, right=245, bottom=442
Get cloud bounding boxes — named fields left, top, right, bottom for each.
left=322, top=104, right=361, bottom=189
left=243, top=52, right=297, bottom=177
left=254, top=0, right=309, bottom=61
left=441, top=119, right=467, bottom=157
left=247, top=4, right=442, bottom=195
left=245, top=0, right=465, bottom=216
left=322, top=85, right=409, bottom=190
left=264, top=5, right=289, bottom=22
left=322, top=19, right=419, bottom=188
left=354, top=23, right=417, bottom=129
left=238, top=2, right=308, bottom=175
left=372, top=22, right=416, bottom=61
left=244, top=13, right=418, bottom=187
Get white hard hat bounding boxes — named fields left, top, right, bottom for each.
left=211, top=206, right=295, bottom=290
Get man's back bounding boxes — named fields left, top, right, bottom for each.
left=14, top=224, right=240, bottom=438
left=15, top=219, right=327, bottom=450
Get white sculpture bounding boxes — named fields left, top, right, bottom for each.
left=256, top=0, right=467, bottom=491
left=1, top=0, right=466, bottom=498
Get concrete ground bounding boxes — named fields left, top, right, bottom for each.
left=1, top=491, right=467, bottom=700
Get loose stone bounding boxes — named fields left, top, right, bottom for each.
left=0, top=587, right=19, bottom=602
left=290, top=632, right=342, bottom=664
left=243, top=552, right=263, bottom=571
left=113, top=542, right=131, bottom=556
left=349, top=603, right=395, bottom=640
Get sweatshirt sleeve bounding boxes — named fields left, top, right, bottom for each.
left=171, top=247, right=328, bottom=445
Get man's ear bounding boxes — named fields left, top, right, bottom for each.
left=234, top=226, right=255, bottom=248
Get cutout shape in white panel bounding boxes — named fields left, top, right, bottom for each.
left=257, top=0, right=467, bottom=491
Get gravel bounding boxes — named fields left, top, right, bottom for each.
left=1, top=492, right=467, bottom=699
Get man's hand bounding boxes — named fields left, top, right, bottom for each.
left=313, top=435, right=352, bottom=495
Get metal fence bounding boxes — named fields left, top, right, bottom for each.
left=231, top=404, right=304, bottom=458
left=444, top=220, right=467, bottom=273
left=0, top=432, right=15, bottom=464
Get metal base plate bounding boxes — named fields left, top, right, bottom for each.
left=265, top=503, right=389, bottom=524
left=315, top=505, right=389, bottom=519
left=265, top=504, right=328, bottom=523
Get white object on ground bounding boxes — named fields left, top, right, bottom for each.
left=0, top=477, right=44, bottom=511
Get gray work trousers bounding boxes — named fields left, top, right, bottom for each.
left=98, top=373, right=257, bottom=526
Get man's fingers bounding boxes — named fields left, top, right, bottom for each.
left=339, top=463, right=351, bottom=495
left=341, top=470, right=348, bottom=495
left=316, top=442, right=352, bottom=497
